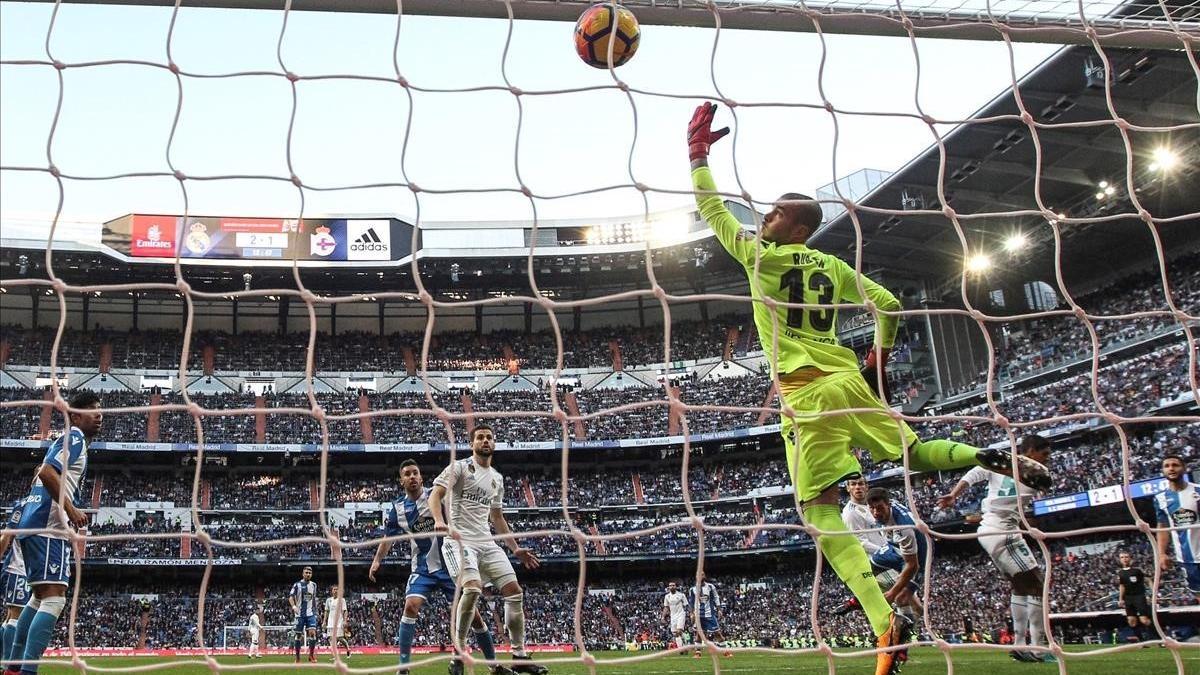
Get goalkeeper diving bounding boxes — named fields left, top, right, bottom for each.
left=686, top=102, right=1052, bottom=675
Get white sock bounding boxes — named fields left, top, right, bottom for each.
left=456, top=588, right=481, bottom=654
left=1010, top=595, right=1028, bottom=647
left=1026, top=595, right=1044, bottom=648
left=504, top=593, right=527, bottom=658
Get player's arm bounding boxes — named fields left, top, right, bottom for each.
left=288, top=586, right=299, bottom=614
left=835, top=258, right=901, bottom=397
left=490, top=506, right=539, bottom=569
left=36, top=462, right=88, bottom=528
left=428, top=485, right=449, bottom=531
left=887, top=552, right=919, bottom=603
left=1155, top=502, right=1173, bottom=571
left=1117, top=574, right=1125, bottom=605
left=661, top=596, right=669, bottom=619
left=370, top=505, right=399, bottom=581
left=937, top=468, right=986, bottom=509
left=0, top=530, right=12, bottom=559
left=686, top=104, right=756, bottom=266
left=835, top=258, right=901, bottom=349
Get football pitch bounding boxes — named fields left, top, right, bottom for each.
left=31, top=647, right=1200, bottom=674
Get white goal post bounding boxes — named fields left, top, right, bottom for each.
left=221, top=624, right=300, bottom=650
left=18, top=0, right=1200, bottom=48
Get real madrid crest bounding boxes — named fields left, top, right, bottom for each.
left=185, top=221, right=211, bottom=254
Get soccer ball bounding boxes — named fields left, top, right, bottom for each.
left=574, top=3, right=640, bottom=69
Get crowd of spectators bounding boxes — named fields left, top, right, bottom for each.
left=2, top=249, right=1195, bottom=388
left=39, top=532, right=1196, bottom=651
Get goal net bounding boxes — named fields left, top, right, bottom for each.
left=220, top=625, right=295, bottom=652
left=0, top=0, right=1197, bottom=673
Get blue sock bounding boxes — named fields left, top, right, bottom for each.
left=397, top=617, right=417, bottom=664
left=6, top=604, right=37, bottom=671
left=20, top=608, right=61, bottom=674
left=1, top=620, right=15, bottom=664
left=474, top=628, right=496, bottom=661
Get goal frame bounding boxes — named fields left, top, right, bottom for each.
left=16, top=0, right=1200, bottom=49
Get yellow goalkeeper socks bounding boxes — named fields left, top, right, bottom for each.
left=802, top=504, right=893, bottom=637
left=909, top=438, right=980, bottom=472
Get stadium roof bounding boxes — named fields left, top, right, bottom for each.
left=812, top=45, right=1199, bottom=290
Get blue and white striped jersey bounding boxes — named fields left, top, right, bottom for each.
left=290, top=580, right=318, bottom=618
left=688, top=582, right=721, bottom=620
left=875, top=502, right=929, bottom=563
left=18, top=428, right=89, bottom=541
left=384, top=488, right=446, bottom=575
left=3, top=499, right=27, bottom=575
left=1154, top=482, right=1199, bottom=564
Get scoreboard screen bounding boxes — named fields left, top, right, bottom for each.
left=102, top=214, right=414, bottom=264
left=1031, top=477, right=1169, bottom=516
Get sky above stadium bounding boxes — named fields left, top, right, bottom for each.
left=0, top=2, right=1057, bottom=226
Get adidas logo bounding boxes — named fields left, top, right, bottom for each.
left=354, top=228, right=382, bottom=244
left=349, top=227, right=387, bottom=253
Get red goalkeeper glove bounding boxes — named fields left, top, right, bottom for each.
left=861, top=347, right=892, bottom=402
left=688, top=102, right=730, bottom=163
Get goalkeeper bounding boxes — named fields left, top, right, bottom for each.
left=686, top=102, right=1051, bottom=675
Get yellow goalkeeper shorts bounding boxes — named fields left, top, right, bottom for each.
left=781, top=370, right=918, bottom=502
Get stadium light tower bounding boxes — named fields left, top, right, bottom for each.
left=1003, top=232, right=1028, bottom=253
left=965, top=253, right=992, bottom=274
left=1149, top=147, right=1180, bottom=172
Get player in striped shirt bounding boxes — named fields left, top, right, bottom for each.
left=687, top=102, right=1052, bottom=675
left=1, top=500, right=30, bottom=667
left=369, top=460, right=508, bottom=675
left=4, top=391, right=100, bottom=675
left=1154, top=454, right=1199, bottom=603
left=289, top=567, right=319, bottom=663
left=688, top=574, right=731, bottom=658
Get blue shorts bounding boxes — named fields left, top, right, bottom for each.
left=2, top=570, right=31, bottom=607
left=700, top=616, right=719, bottom=633
left=1181, top=562, right=1200, bottom=594
left=405, top=569, right=456, bottom=602
left=295, top=615, right=318, bottom=631
left=20, top=536, right=72, bottom=586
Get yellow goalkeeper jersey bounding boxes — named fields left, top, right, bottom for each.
left=692, top=166, right=900, bottom=377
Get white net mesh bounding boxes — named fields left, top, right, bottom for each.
left=0, top=0, right=1198, bottom=673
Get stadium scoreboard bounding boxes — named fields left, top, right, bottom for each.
left=1032, top=477, right=1170, bottom=515
left=102, top=214, right=415, bottom=263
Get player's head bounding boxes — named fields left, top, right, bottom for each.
left=67, top=390, right=103, bottom=438
left=330, top=584, right=340, bottom=597
left=865, top=487, right=892, bottom=522
left=1162, top=454, right=1187, bottom=482
left=846, top=476, right=869, bottom=502
left=302, top=566, right=313, bottom=581
left=668, top=582, right=677, bottom=593
left=471, top=424, right=495, bottom=457
left=762, top=193, right=822, bottom=245
left=1019, top=434, right=1052, bottom=464
left=1118, top=550, right=1133, bottom=567
left=399, top=459, right=422, bottom=494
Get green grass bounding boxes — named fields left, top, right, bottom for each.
left=32, top=647, right=1200, bottom=675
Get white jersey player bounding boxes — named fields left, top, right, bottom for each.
left=661, top=582, right=689, bottom=652
left=939, top=435, right=1053, bottom=663
left=247, top=609, right=262, bottom=658
left=430, top=425, right=547, bottom=675
left=324, top=585, right=350, bottom=659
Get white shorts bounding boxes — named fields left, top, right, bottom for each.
left=977, top=520, right=1039, bottom=578
left=670, top=614, right=687, bottom=633
left=250, top=634, right=259, bottom=646
left=441, top=540, right=517, bottom=590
